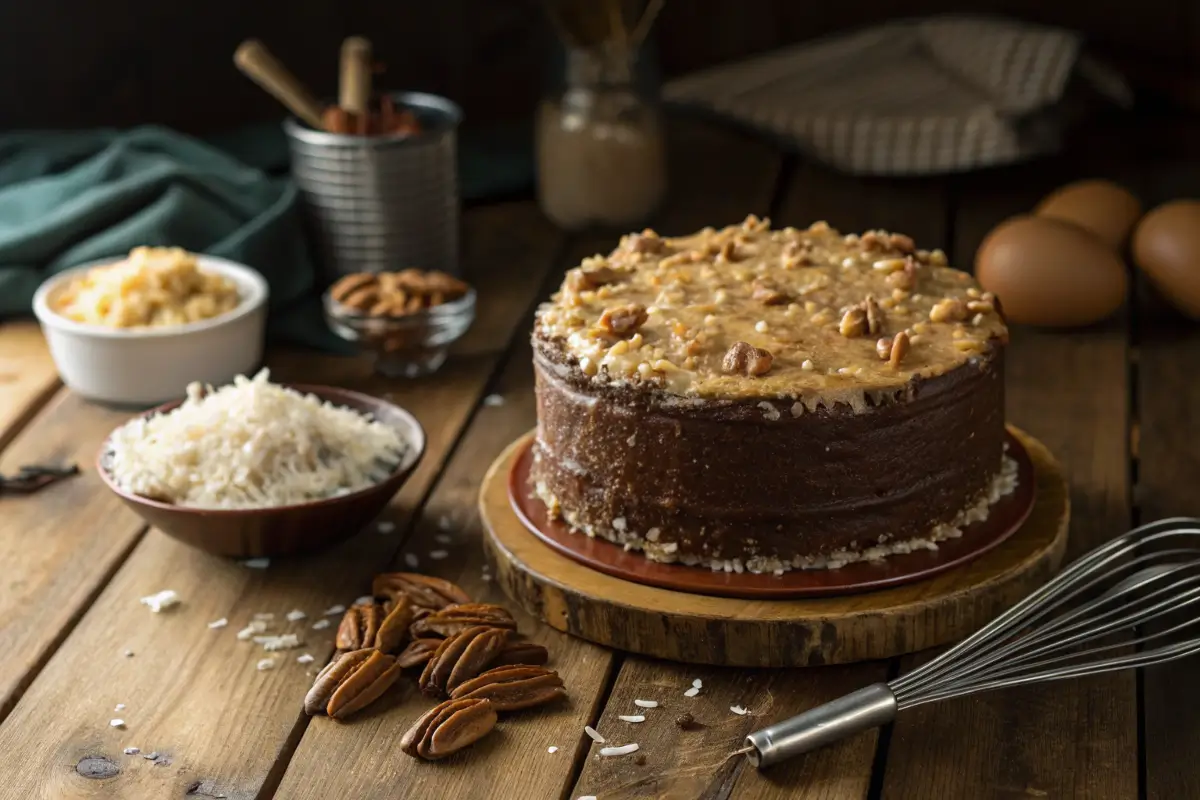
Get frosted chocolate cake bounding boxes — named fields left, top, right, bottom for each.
left=530, top=216, right=1015, bottom=574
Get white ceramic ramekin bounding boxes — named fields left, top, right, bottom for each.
left=32, top=255, right=269, bottom=406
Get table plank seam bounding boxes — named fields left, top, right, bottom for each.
left=562, top=651, right=626, bottom=800
left=0, top=377, right=60, bottom=455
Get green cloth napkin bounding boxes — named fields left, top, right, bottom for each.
left=0, top=125, right=350, bottom=352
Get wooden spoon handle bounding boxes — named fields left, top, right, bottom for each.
left=234, top=39, right=326, bottom=130
left=339, top=36, right=373, bottom=117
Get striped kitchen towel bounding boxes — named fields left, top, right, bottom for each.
left=663, top=15, right=1131, bottom=176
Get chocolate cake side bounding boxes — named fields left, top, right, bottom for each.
left=530, top=339, right=1006, bottom=571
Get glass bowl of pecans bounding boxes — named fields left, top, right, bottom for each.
left=324, top=269, right=475, bottom=378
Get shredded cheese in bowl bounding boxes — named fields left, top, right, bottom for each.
left=104, top=370, right=409, bottom=509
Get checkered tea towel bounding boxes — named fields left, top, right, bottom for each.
left=663, top=15, right=1131, bottom=176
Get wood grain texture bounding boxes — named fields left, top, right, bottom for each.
left=484, top=427, right=1068, bottom=666
left=1132, top=157, right=1200, bottom=800
left=0, top=203, right=562, bottom=800
left=571, top=656, right=886, bottom=800
left=0, top=391, right=146, bottom=722
left=880, top=167, right=1137, bottom=800
left=0, top=321, right=59, bottom=452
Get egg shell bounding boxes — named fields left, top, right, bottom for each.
left=1132, top=199, right=1200, bottom=319
left=975, top=215, right=1127, bottom=327
left=1034, top=179, right=1142, bottom=250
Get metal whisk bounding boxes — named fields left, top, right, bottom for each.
left=742, top=517, right=1200, bottom=769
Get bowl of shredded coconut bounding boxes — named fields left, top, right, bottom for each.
left=96, top=370, right=425, bottom=557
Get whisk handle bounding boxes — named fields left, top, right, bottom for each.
left=743, top=683, right=897, bottom=769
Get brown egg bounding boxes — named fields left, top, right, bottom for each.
left=1034, top=179, right=1142, bottom=250
left=975, top=215, right=1127, bottom=327
left=1132, top=199, right=1200, bottom=318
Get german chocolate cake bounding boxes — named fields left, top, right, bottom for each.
left=530, top=216, right=1015, bottom=574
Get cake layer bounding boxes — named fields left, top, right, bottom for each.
left=531, top=343, right=1005, bottom=569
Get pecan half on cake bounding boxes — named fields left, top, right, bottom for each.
left=530, top=216, right=1015, bottom=574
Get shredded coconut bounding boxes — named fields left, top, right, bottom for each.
left=403, top=553, right=420, bottom=569
left=123, top=747, right=140, bottom=756
left=110, top=719, right=126, bottom=729
left=584, top=726, right=605, bottom=743
left=377, top=521, right=396, bottom=534
left=237, top=620, right=269, bottom=641
left=730, top=705, right=749, bottom=715
left=104, top=370, right=409, bottom=509
left=547, top=746, right=559, bottom=753
left=255, top=634, right=302, bottom=651
left=692, top=679, right=703, bottom=689
left=256, top=658, right=276, bottom=671
left=618, top=715, right=645, bottom=723
left=353, top=596, right=374, bottom=606
left=599, top=744, right=640, bottom=757
left=684, top=687, right=700, bottom=698
left=285, top=610, right=307, bottom=622
left=429, top=550, right=449, bottom=560
left=243, top=558, right=270, bottom=569
left=323, top=605, right=346, bottom=616
left=633, top=699, right=658, bottom=708
left=311, top=619, right=331, bottom=631
left=139, top=590, right=179, bottom=613
left=297, top=654, right=315, bottom=664
left=207, top=618, right=228, bottom=629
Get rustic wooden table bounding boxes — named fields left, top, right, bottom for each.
left=0, top=115, right=1194, bottom=800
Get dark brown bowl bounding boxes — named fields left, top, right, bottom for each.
left=96, top=384, right=426, bottom=558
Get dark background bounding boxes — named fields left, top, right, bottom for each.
left=4, top=0, right=1197, bottom=133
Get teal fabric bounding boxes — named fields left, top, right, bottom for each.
left=0, top=125, right=350, bottom=352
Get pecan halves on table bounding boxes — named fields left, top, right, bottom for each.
left=303, top=649, right=402, bottom=720
left=418, top=626, right=511, bottom=698
left=400, top=698, right=498, bottom=761
left=410, top=603, right=516, bottom=638
left=373, top=572, right=472, bottom=611
left=335, top=598, right=414, bottom=654
left=448, top=665, right=566, bottom=711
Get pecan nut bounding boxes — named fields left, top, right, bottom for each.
left=491, top=640, right=550, bottom=668
left=751, top=279, right=787, bottom=306
left=410, top=604, right=517, bottom=638
left=448, top=665, right=567, bottom=711
left=929, top=298, right=968, bottom=324
left=839, top=307, right=867, bottom=338
left=400, top=698, right=497, bottom=761
left=304, top=650, right=370, bottom=716
left=863, top=295, right=883, bottom=335
left=598, top=304, right=648, bottom=337
left=722, top=342, right=772, bottom=377
left=419, top=625, right=511, bottom=697
left=326, top=650, right=402, bottom=720
left=396, top=637, right=441, bottom=669
left=373, top=572, right=472, bottom=611
left=335, top=603, right=382, bottom=652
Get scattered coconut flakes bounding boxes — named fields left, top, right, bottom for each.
left=484, top=394, right=505, bottom=407
left=404, top=553, right=420, bottom=569
left=123, top=649, right=134, bottom=658
left=353, top=595, right=373, bottom=606
left=547, top=746, right=558, bottom=754
left=578, top=796, right=598, bottom=800
left=255, top=634, right=302, bottom=651
left=481, top=574, right=492, bottom=582
left=139, top=590, right=180, bottom=613
left=123, top=747, right=140, bottom=756
left=584, top=726, right=605, bottom=743
left=692, top=679, right=703, bottom=689
left=143, top=752, right=159, bottom=760
left=633, top=699, right=658, bottom=708
left=323, top=605, right=346, bottom=616
left=377, top=521, right=396, bottom=534
left=618, top=715, right=645, bottom=723
left=311, top=619, right=331, bottom=631
left=208, top=618, right=228, bottom=629
left=237, top=620, right=269, bottom=640
left=297, top=654, right=314, bottom=665
left=243, top=558, right=270, bottom=569
left=429, top=550, right=449, bottom=560
left=684, top=687, right=700, bottom=698
left=437, top=515, right=454, bottom=531
left=115, top=704, right=126, bottom=712
left=256, top=658, right=276, bottom=671
left=730, top=705, right=749, bottom=716
left=285, top=609, right=307, bottom=622
left=599, top=743, right=640, bottom=757
left=434, top=533, right=453, bottom=545
left=253, top=612, right=275, bottom=621
left=110, top=719, right=126, bottom=729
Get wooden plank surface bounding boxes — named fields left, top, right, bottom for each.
left=1133, top=158, right=1200, bottom=800
left=0, top=321, right=59, bottom=451
left=880, top=167, right=1138, bottom=799
left=0, top=202, right=563, bottom=800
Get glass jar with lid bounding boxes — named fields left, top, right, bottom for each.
left=536, top=42, right=667, bottom=231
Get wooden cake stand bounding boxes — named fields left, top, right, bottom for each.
left=480, top=426, right=1069, bottom=667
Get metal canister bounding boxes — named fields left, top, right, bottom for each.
left=284, top=91, right=463, bottom=279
